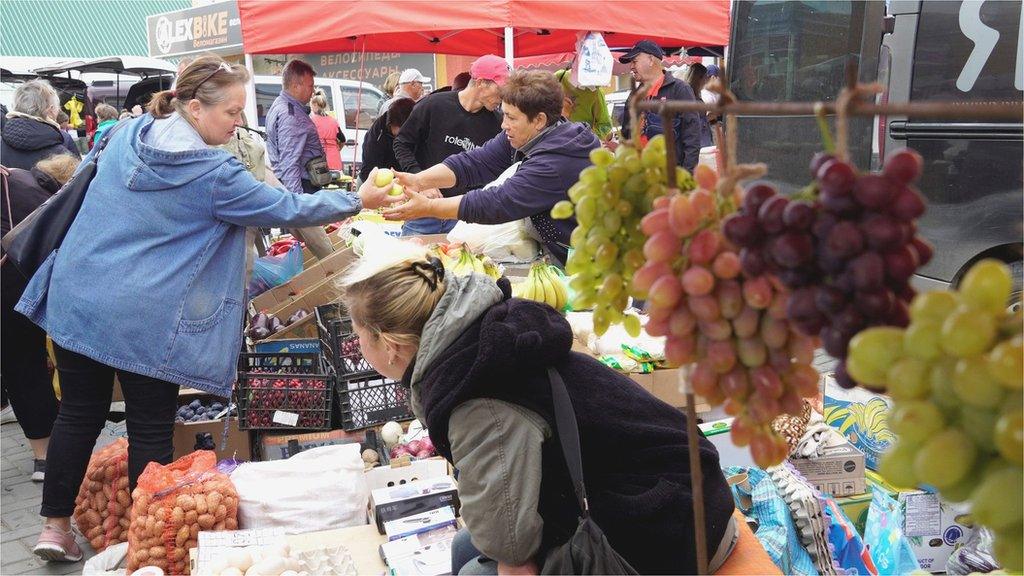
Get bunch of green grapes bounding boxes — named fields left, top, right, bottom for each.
left=847, top=259, right=1023, bottom=571
left=551, top=135, right=694, bottom=336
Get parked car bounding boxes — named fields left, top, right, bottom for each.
left=251, top=75, right=386, bottom=172
left=727, top=0, right=1023, bottom=302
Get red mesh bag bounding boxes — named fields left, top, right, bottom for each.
left=125, top=451, right=239, bottom=575
left=73, top=438, right=131, bottom=551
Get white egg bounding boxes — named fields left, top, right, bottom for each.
left=220, top=569, right=243, bottom=576
left=280, top=571, right=299, bottom=576
left=252, top=556, right=289, bottom=576
left=208, top=558, right=230, bottom=575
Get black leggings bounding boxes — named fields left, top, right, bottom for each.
left=1, top=269, right=58, bottom=439
left=41, top=345, right=179, bottom=518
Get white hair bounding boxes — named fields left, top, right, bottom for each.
left=13, top=79, right=60, bottom=119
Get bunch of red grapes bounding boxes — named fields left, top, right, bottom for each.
left=723, top=150, right=932, bottom=388
left=633, top=166, right=820, bottom=467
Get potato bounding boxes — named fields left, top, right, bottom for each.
left=225, top=518, right=238, bottom=530
left=171, top=506, right=185, bottom=524
left=149, top=546, right=165, bottom=559
left=177, top=494, right=196, bottom=511
left=215, top=504, right=227, bottom=519
left=86, top=526, right=102, bottom=539
left=185, top=510, right=198, bottom=525
left=195, top=493, right=208, bottom=515
left=190, top=524, right=199, bottom=539
left=197, top=513, right=215, bottom=530
left=117, top=490, right=130, bottom=507
left=208, top=491, right=223, bottom=509
left=90, top=536, right=104, bottom=550
left=176, top=525, right=189, bottom=546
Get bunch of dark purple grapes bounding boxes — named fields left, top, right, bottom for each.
left=722, top=149, right=933, bottom=388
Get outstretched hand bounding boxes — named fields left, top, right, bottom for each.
left=358, top=168, right=407, bottom=210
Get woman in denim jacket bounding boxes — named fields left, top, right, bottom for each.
left=17, top=56, right=398, bottom=562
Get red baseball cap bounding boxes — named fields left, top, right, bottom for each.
left=470, top=55, right=511, bottom=86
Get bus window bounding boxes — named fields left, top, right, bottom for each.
left=730, top=1, right=861, bottom=102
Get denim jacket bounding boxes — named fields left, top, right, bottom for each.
left=16, top=115, right=362, bottom=397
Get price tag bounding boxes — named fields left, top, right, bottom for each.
left=272, top=410, right=299, bottom=427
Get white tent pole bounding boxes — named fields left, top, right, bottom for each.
left=504, top=26, right=514, bottom=69
left=243, top=53, right=258, bottom=128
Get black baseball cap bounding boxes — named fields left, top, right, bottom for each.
left=619, top=40, right=666, bottom=63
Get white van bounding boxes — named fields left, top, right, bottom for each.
left=250, top=75, right=386, bottom=171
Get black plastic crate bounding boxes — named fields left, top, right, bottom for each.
left=336, top=372, right=414, bottom=431
left=237, top=372, right=333, bottom=431
left=315, top=305, right=375, bottom=377
left=238, top=352, right=328, bottom=375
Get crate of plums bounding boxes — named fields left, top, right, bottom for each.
left=235, top=352, right=334, bottom=431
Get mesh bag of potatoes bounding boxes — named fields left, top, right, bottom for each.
left=126, top=450, right=239, bottom=575
left=73, top=438, right=131, bottom=552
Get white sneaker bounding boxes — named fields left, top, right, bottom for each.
left=0, top=404, right=15, bottom=425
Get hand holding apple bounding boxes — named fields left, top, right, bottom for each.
left=358, top=168, right=406, bottom=210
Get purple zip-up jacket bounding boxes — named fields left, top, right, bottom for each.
left=266, top=90, right=325, bottom=194
left=444, top=121, right=599, bottom=265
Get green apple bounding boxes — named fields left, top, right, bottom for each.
left=388, top=183, right=405, bottom=197
left=374, top=168, right=394, bottom=187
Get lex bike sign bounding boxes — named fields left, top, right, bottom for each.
left=147, top=2, right=243, bottom=58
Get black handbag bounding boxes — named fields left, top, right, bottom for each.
left=541, top=367, right=639, bottom=575
left=1, top=121, right=125, bottom=278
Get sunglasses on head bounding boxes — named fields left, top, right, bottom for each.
left=189, top=62, right=233, bottom=98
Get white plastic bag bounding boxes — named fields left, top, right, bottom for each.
left=447, top=161, right=539, bottom=262
left=230, top=444, right=369, bottom=534
left=572, top=32, right=614, bottom=88
left=82, top=541, right=128, bottom=576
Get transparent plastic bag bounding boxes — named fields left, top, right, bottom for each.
left=946, top=526, right=1000, bottom=575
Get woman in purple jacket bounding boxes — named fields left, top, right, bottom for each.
left=385, top=70, right=599, bottom=265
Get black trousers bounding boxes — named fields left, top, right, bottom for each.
left=41, top=345, right=178, bottom=518
left=1, top=267, right=58, bottom=439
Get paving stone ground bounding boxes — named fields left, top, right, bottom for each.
left=2, top=421, right=96, bottom=576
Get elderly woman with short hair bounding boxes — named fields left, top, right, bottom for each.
left=0, top=79, right=78, bottom=170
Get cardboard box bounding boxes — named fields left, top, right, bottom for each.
left=370, top=476, right=460, bottom=534
left=259, top=429, right=365, bottom=461
left=822, top=374, right=894, bottom=471
left=365, top=458, right=451, bottom=491
left=384, top=506, right=457, bottom=541
left=252, top=338, right=320, bottom=354
left=629, top=370, right=711, bottom=414
left=173, top=392, right=251, bottom=461
left=788, top=439, right=866, bottom=498
left=252, top=247, right=356, bottom=313
left=892, top=488, right=973, bottom=572
left=379, top=525, right=457, bottom=576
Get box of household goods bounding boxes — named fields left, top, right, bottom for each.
left=369, top=474, right=460, bottom=534
left=788, top=437, right=866, bottom=497
left=822, top=372, right=894, bottom=471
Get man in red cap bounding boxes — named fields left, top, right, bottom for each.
left=393, top=55, right=506, bottom=235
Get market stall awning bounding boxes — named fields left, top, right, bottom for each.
left=237, top=0, right=729, bottom=56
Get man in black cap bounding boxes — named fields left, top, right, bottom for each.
left=618, top=39, right=701, bottom=172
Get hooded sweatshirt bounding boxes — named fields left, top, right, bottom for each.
left=406, top=273, right=736, bottom=572
left=16, top=114, right=365, bottom=397
left=1, top=113, right=72, bottom=170
left=444, top=121, right=599, bottom=265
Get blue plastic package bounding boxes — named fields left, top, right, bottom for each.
left=863, top=489, right=921, bottom=575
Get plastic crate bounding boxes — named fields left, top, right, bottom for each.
left=315, top=305, right=375, bottom=377
left=336, top=372, right=414, bottom=431
left=238, top=352, right=328, bottom=374
left=236, top=372, right=333, bottom=431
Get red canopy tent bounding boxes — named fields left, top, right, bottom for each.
left=237, top=0, right=729, bottom=59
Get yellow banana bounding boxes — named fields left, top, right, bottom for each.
left=523, top=268, right=539, bottom=301
left=539, top=270, right=557, bottom=307
left=546, top=267, right=568, bottom=310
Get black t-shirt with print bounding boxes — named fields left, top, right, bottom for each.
left=393, top=91, right=502, bottom=197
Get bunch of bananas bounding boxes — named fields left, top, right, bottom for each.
left=432, top=244, right=501, bottom=279
left=513, top=262, right=568, bottom=311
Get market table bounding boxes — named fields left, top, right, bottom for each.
left=286, top=511, right=778, bottom=575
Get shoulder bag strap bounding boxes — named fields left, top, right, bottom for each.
left=1, top=169, right=11, bottom=265
left=546, top=366, right=590, bottom=518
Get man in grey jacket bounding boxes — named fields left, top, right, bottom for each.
left=265, top=59, right=335, bottom=259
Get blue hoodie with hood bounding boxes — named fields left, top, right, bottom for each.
left=444, top=120, right=599, bottom=265
left=16, top=114, right=363, bottom=397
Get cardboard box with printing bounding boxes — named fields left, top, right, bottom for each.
left=369, top=476, right=460, bottom=534
left=788, top=440, right=866, bottom=497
